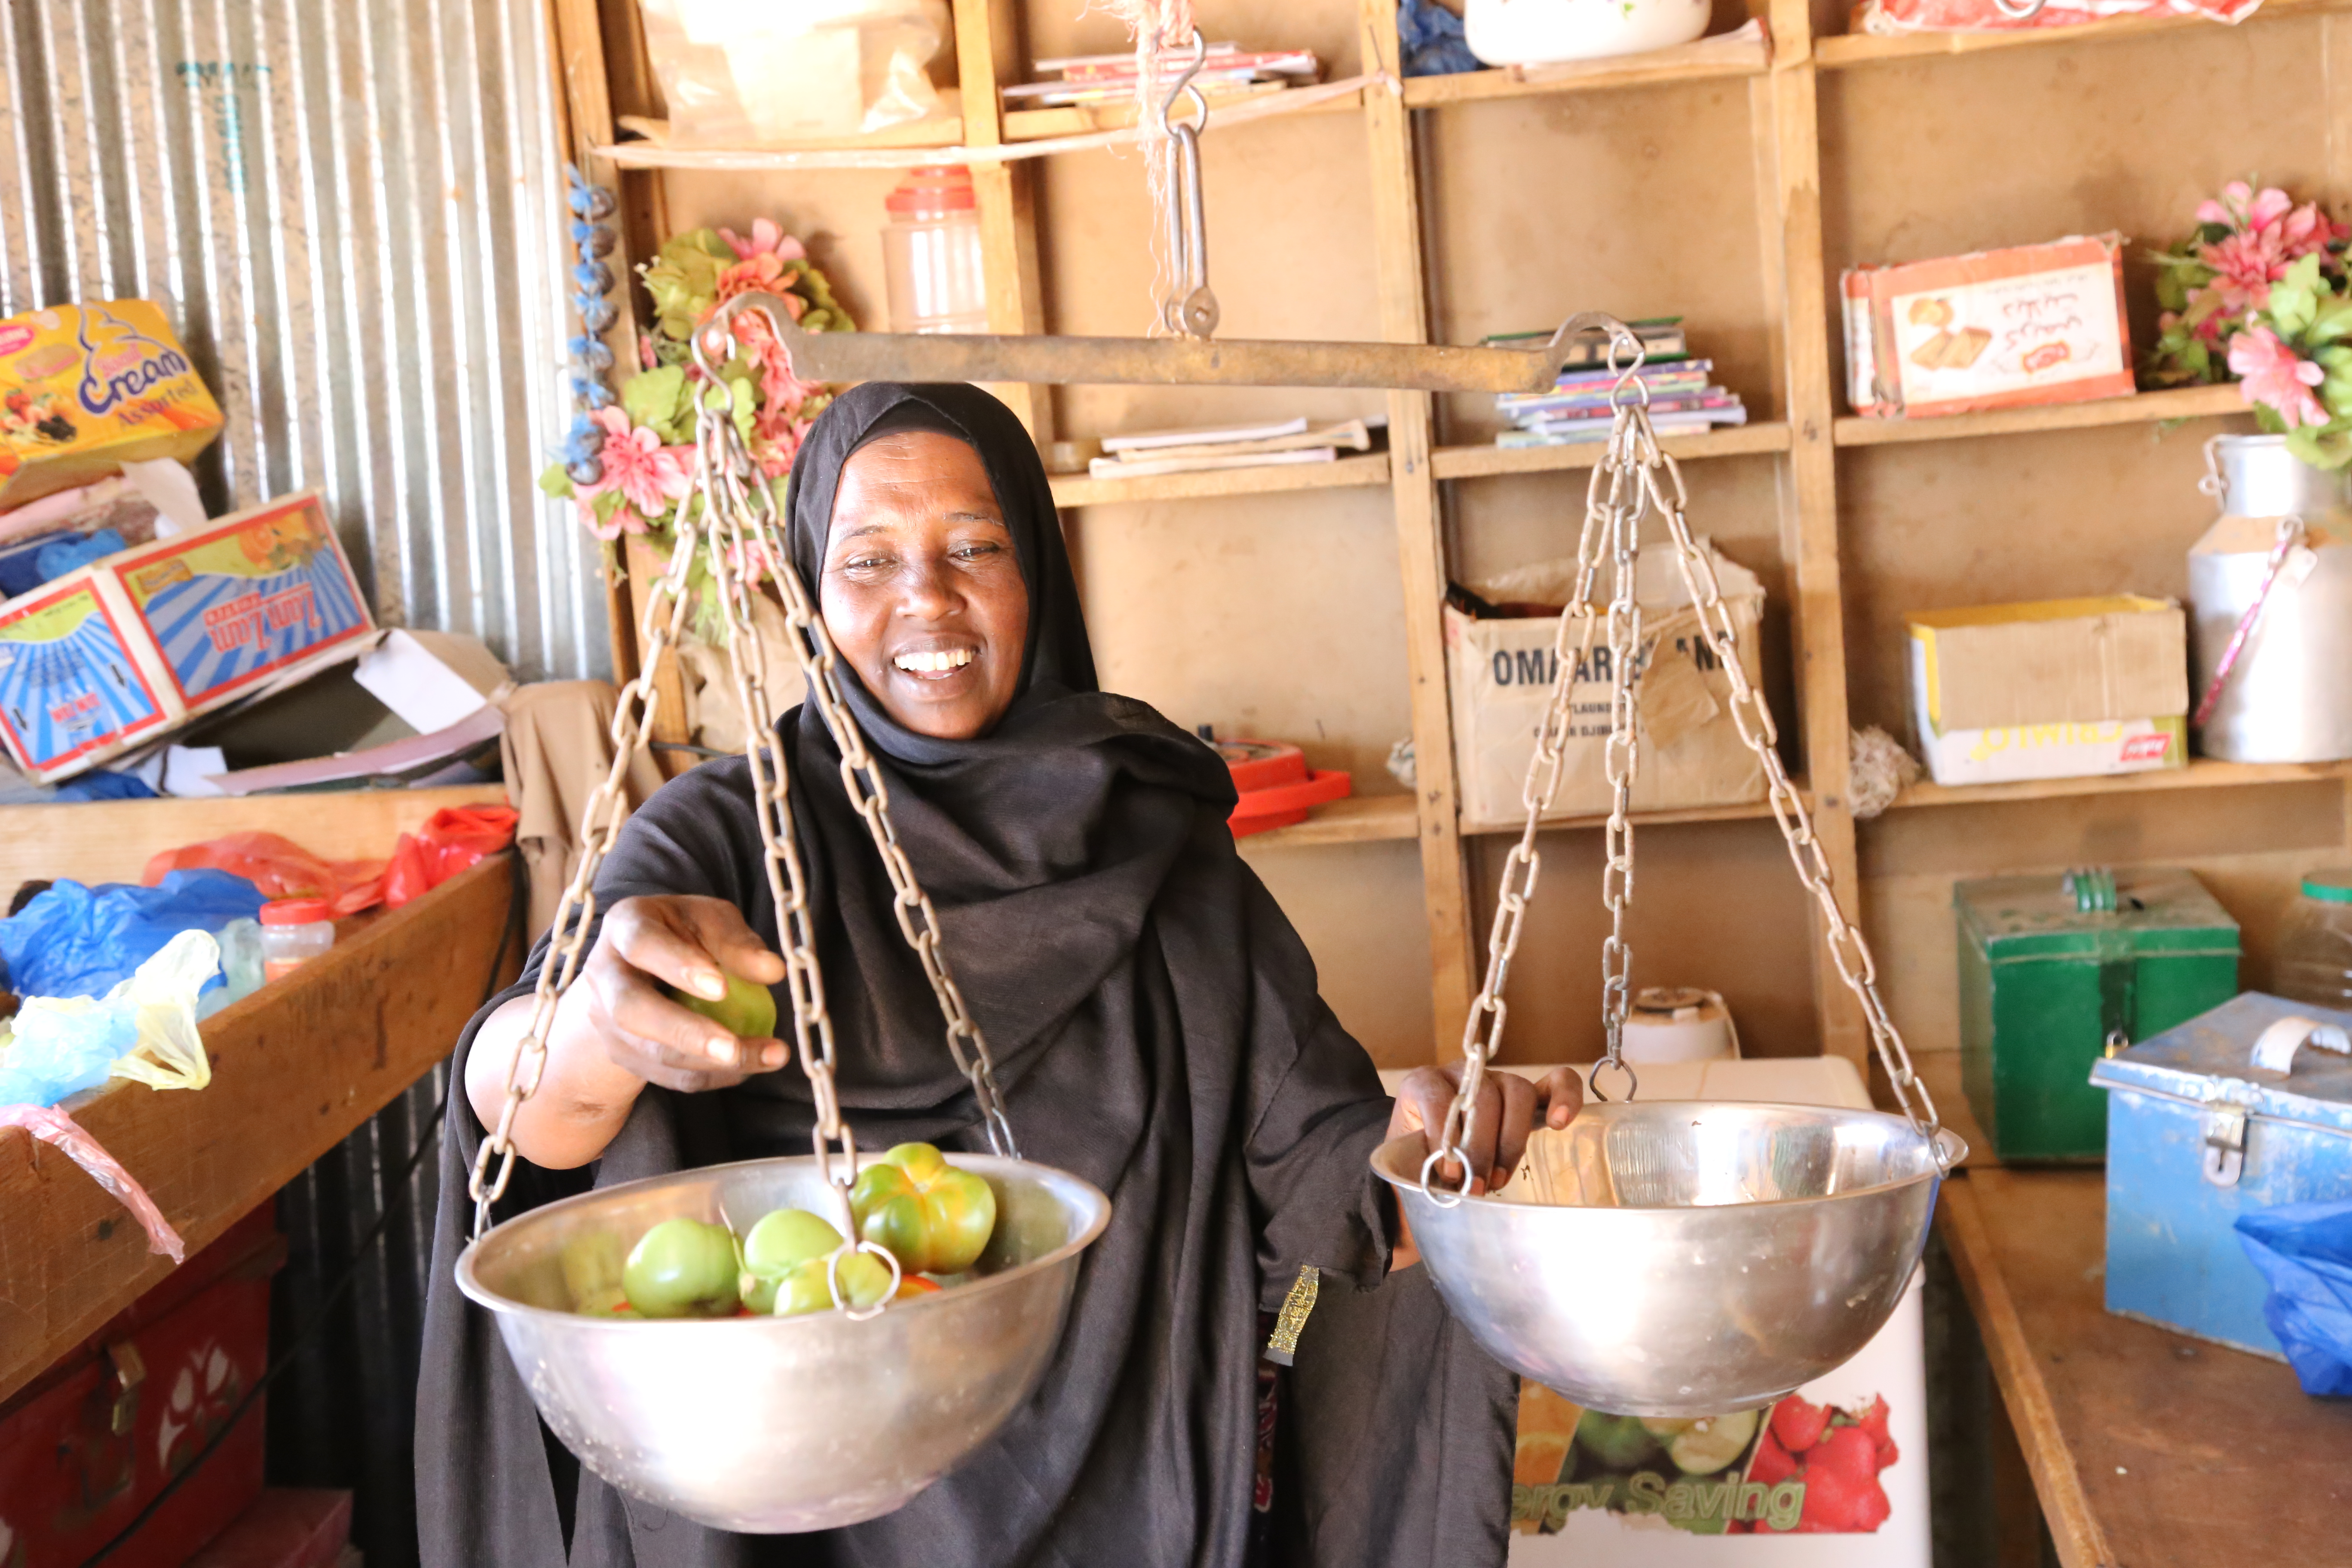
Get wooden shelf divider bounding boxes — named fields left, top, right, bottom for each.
left=1430, top=422, right=1792, bottom=481
left=1833, top=382, right=2254, bottom=448
left=1048, top=451, right=1392, bottom=507
left=1398, top=28, right=1771, bottom=107
left=1887, top=757, right=2352, bottom=811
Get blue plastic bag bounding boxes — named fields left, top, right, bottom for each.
left=1398, top=0, right=1481, bottom=77
left=0, top=869, right=262, bottom=1001
left=2236, top=1199, right=2352, bottom=1397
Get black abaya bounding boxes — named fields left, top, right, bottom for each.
left=415, top=384, right=1515, bottom=1568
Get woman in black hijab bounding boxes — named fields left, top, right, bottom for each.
left=420, top=383, right=1578, bottom=1568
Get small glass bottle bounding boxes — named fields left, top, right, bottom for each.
left=259, top=897, right=336, bottom=983
left=2276, top=870, right=2352, bottom=1012
left=881, top=165, right=987, bottom=334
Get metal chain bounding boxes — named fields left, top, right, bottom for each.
left=699, top=294, right=1022, bottom=1162
left=1421, top=314, right=1947, bottom=1206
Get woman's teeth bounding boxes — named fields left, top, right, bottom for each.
left=893, top=648, right=973, bottom=674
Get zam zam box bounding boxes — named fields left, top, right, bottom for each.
left=0, top=491, right=373, bottom=781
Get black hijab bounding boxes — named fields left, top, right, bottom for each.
left=416, top=383, right=1515, bottom=1568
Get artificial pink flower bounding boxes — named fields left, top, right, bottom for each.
left=576, top=406, right=694, bottom=520
left=2202, top=227, right=2291, bottom=313
left=754, top=423, right=803, bottom=479
left=2196, top=181, right=2293, bottom=233
left=720, top=218, right=807, bottom=265
left=2279, top=200, right=2351, bottom=263
left=713, top=252, right=787, bottom=305
left=2229, top=325, right=2329, bottom=429
left=577, top=493, right=646, bottom=542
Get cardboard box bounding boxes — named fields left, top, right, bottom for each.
left=109, top=490, right=374, bottom=717
left=1843, top=234, right=2133, bottom=418
left=1907, top=597, right=2188, bottom=787
left=0, top=490, right=373, bottom=782
left=0, top=299, right=224, bottom=508
left=0, top=565, right=183, bottom=780
left=1445, top=542, right=1767, bottom=830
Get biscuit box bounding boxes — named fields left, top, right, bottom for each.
left=0, top=564, right=183, bottom=781
left=0, top=299, right=224, bottom=508
left=1842, top=234, right=2134, bottom=419
left=107, top=490, right=374, bottom=717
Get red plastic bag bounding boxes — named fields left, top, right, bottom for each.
left=383, top=805, right=518, bottom=908
left=143, top=833, right=387, bottom=917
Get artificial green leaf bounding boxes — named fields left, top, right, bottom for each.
left=622, top=366, right=689, bottom=439
left=538, top=461, right=575, bottom=499
left=590, top=488, right=627, bottom=524
left=2287, top=423, right=2352, bottom=470
left=728, top=375, right=758, bottom=445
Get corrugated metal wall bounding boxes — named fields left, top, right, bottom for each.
left=0, top=0, right=606, bottom=682
left=0, top=6, right=591, bottom=1565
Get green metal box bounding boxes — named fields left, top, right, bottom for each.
left=1956, top=868, right=2240, bottom=1161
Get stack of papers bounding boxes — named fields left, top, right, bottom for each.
left=1491, top=328, right=1746, bottom=447
left=1007, top=45, right=1321, bottom=107
left=1088, top=416, right=1378, bottom=480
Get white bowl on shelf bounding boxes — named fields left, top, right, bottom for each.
left=1465, top=0, right=1713, bottom=66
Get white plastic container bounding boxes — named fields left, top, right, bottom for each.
left=259, top=897, right=335, bottom=983
left=1465, top=0, right=1711, bottom=66
left=2276, top=870, right=2352, bottom=1012
left=881, top=166, right=986, bottom=334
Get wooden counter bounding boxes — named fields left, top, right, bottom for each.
left=0, top=854, right=518, bottom=1404
left=1938, top=1167, right=2352, bottom=1568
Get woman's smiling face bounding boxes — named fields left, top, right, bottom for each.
left=819, top=427, right=1029, bottom=741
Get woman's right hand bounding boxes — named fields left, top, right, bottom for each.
left=465, top=894, right=789, bottom=1169
left=571, top=894, right=790, bottom=1092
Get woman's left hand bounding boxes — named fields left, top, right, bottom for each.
left=1385, top=1064, right=1581, bottom=1270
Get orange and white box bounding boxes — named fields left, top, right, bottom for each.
left=1842, top=233, right=2133, bottom=419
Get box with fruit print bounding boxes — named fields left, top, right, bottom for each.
left=1508, top=1272, right=1927, bottom=1565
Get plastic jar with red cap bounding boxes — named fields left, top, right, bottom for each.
left=882, top=165, right=986, bottom=334
left=258, top=897, right=336, bottom=983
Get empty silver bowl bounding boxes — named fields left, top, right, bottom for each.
left=1374, top=1100, right=1963, bottom=1416
left=456, top=1153, right=1111, bottom=1532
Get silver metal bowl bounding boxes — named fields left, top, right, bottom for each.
left=1374, top=1100, right=1963, bottom=1417
left=456, top=1153, right=1111, bottom=1533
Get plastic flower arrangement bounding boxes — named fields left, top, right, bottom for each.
left=2232, top=253, right=2352, bottom=468
left=2147, top=181, right=2346, bottom=387
left=541, top=221, right=853, bottom=548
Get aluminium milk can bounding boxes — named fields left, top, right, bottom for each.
left=2188, top=434, right=2352, bottom=763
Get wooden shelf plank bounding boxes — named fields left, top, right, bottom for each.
left=1938, top=1168, right=2352, bottom=1568
left=1237, top=793, right=1419, bottom=849
left=1429, top=421, right=1792, bottom=481
left=0, top=784, right=510, bottom=902
left=1816, top=0, right=2352, bottom=69
left=1834, top=382, right=2251, bottom=447
left=0, top=858, right=519, bottom=1406
left=1887, top=756, right=2352, bottom=811
left=1048, top=452, right=1392, bottom=507
left=1001, top=81, right=1362, bottom=141
left=1399, top=31, right=1771, bottom=107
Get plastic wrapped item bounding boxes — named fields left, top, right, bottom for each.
left=2277, top=870, right=2352, bottom=1011
left=0, top=868, right=260, bottom=1001
left=0, top=1103, right=185, bottom=1261
left=638, top=0, right=950, bottom=145
left=197, top=917, right=264, bottom=1019
left=383, top=804, right=518, bottom=908
left=2235, top=1200, right=2352, bottom=1396
left=1855, top=0, right=2258, bottom=33
left=1, top=928, right=218, bottom=1105
left=144, top=831, right=387, bottom=917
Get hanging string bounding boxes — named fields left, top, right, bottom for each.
left=1095, top=0, right=1196, bottom=329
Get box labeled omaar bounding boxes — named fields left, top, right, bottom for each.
left=1843, top=234, right=2133, bottom=418
left=0, top=299, right=224, bottom=508
left=1908, top=596, right=2189, bottom=787
left=107, top=491, right=374, bottom=717
left=0, top=564, right=183, bottom=781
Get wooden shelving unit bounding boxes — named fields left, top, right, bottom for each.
left=554, top=0, right=2352, bottom=1073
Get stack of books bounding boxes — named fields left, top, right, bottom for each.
left=1485, top=318, right=1747, bottom=447
left=1088, top=416, right=1378, bottom=480
left=1006, top=45, right=1322, bottom=109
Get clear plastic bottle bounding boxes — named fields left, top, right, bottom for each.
left=259, top=897, right=336, bottom=983
left=197, top=917, right=266, bottom=1019
left=2275, top=870, right=2352, bottom=1011
left=881, top=165, right=986, bottom=334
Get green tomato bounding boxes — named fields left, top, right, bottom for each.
left=560, top=1232, right=630, bottom=1316
left=853, top=1144, right=998, bottom=1275
left=772, top=1251, right=893, bottom=1316
left=739, top=1207, right=842, bottom=1314
left=622, top=1217, right=741, bottom=1318
left=662, top=970, right=778, bottom=1041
